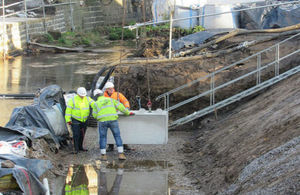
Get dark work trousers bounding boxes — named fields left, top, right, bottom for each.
left=71, top=118, right=87, bottom=152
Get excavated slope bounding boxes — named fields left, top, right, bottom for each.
left=181, top=71, right=300, bottom=194
left=113, top=32, right=300, bottom=194
left=115, top=33, right=300, bottom=113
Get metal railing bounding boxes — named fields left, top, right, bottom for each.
left=155, top=32, right=300, bottom=128
left=156, top=32, right=300, bottom=109
left=170, top=63, right=300, bottom=128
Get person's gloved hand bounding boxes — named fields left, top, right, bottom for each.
left=67, top=121, right=72, bottom=125
left=129, top=112, right=135, bottom=116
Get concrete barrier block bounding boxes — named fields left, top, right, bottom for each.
left=106, top=109, right=168, bottom=144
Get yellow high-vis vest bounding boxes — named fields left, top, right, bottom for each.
left=65, top=95, right=94, bottom=123
left=92, top=96, right=130, bottom=122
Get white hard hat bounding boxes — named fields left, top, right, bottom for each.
left=77, top=87, right=87, bottom=96
left=104, top=82, right=114, bottom=89
left=93, top=89, right=103, bottom=96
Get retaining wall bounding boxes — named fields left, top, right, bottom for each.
left=1, top=0, right=153, bottom=57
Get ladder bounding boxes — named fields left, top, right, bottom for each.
left=156, top=32, right=300, bottom=129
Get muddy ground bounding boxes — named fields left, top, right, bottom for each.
left=27, top=31, right=300, bottom=194
left=30, top=128, right=201, bottom=194
left=110, top=31, right=300, bottom=194
left=114, top=32, right=300, bottom=122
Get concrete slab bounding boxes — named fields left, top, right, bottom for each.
left=107, top=109, right=168, bottom=144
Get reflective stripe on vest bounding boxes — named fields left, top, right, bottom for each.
left=93, top=96, right=130, bottom=122
left=68, top=96, right=91, bottom=122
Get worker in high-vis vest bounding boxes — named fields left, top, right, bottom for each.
left=92, top=89, right=134, bottom=161
left=104, top=81, right=132, bottom=152
left=65, top=87, right=95, bottom=154
left=104, top=82, right=130, bottom=108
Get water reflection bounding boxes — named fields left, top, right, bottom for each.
left=0, top=48, right=125, bottom=94
left=0, top=48, right=127, bottom=125
left=0, top=57, right=22, bottom=94
left=63, top=161, right=169, bottom=195
left=0, top=99, right=33, bottom=126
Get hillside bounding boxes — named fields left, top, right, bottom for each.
left=181, top=71, right=300, bottom=194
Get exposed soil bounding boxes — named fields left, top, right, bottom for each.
left=180, top=72, right=300, bottom=194
left=134, top=37, right=169, bottom=58
left=30, top=128, right=201, bottom=194
left=25, top=31, right=300, bottom=194
left=115, top=32, right=300, bottom=113
left=115, top=31, right=300, bottom=194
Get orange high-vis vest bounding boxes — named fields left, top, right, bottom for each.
left=104, top=89, right=130, bottom=109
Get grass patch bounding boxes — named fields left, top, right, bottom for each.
left=39, top=31, right=106, bottom=47
left=37, top=23, right=205, bottom=48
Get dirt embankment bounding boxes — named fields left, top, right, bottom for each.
left=113, top=32, right=300, bottom=194
left=180, top=72, right=300, bottom=194
left=27, top=31, right=300, bottom=194
left=115, top=33, right=300, bottom=113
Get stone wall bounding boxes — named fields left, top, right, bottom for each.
left=0, top=2, right=101, bottom=56
left=0, top=5, right=70, bottom=57
left=0, top=0, right=153, bottom=57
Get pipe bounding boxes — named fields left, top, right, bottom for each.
left=0, top=93, right=35, bottom=99
left=99, top=66, right=116, bottom=90
left=90, top=66, right=107, bottom=93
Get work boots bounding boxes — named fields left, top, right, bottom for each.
left=118, top=153, right=126, bottom=160
left=100, top=154, right=107, bottom=161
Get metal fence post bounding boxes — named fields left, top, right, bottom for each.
left=167, top=94, right=170, bottom=110
left=136, top=27, right=139, bottom=49
left=210, top=72, right=215, bottom=106
left=42, top=0, right=46, bottom=33
left=24, top=0, right=29, bottom=43
left=275, top=44, right=280, bottom=76
left=168, top=9, right=173, bottom=59
left=164, top=95, right=167, bottom=110
left=69, top=0, right=74, bottom=31
left=256, top=53, right=261, bottom=85
left=2, top=0, right=6, bottom=59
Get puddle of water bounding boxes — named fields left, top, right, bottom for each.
left=0, top=47, right=130, bottom=125
left=0, top=47, right=127, bottom=94
left=55, top=161, right=169, bottom=195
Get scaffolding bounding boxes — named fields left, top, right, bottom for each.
left=0, top=0, right=76, bottom=58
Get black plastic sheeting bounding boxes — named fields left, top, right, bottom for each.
left=2, top=85, right=68, bottom=148
left=0, top=154, right=52, bottom=194
left=172, top=1, right=300, bottom=51
left=236, top=0, right=300, bottom=29
left=171, top=29, right=230, bottom=51
left=35, top=85, right=66, bottom=111
left=0, top=126, right=27, bottom=142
